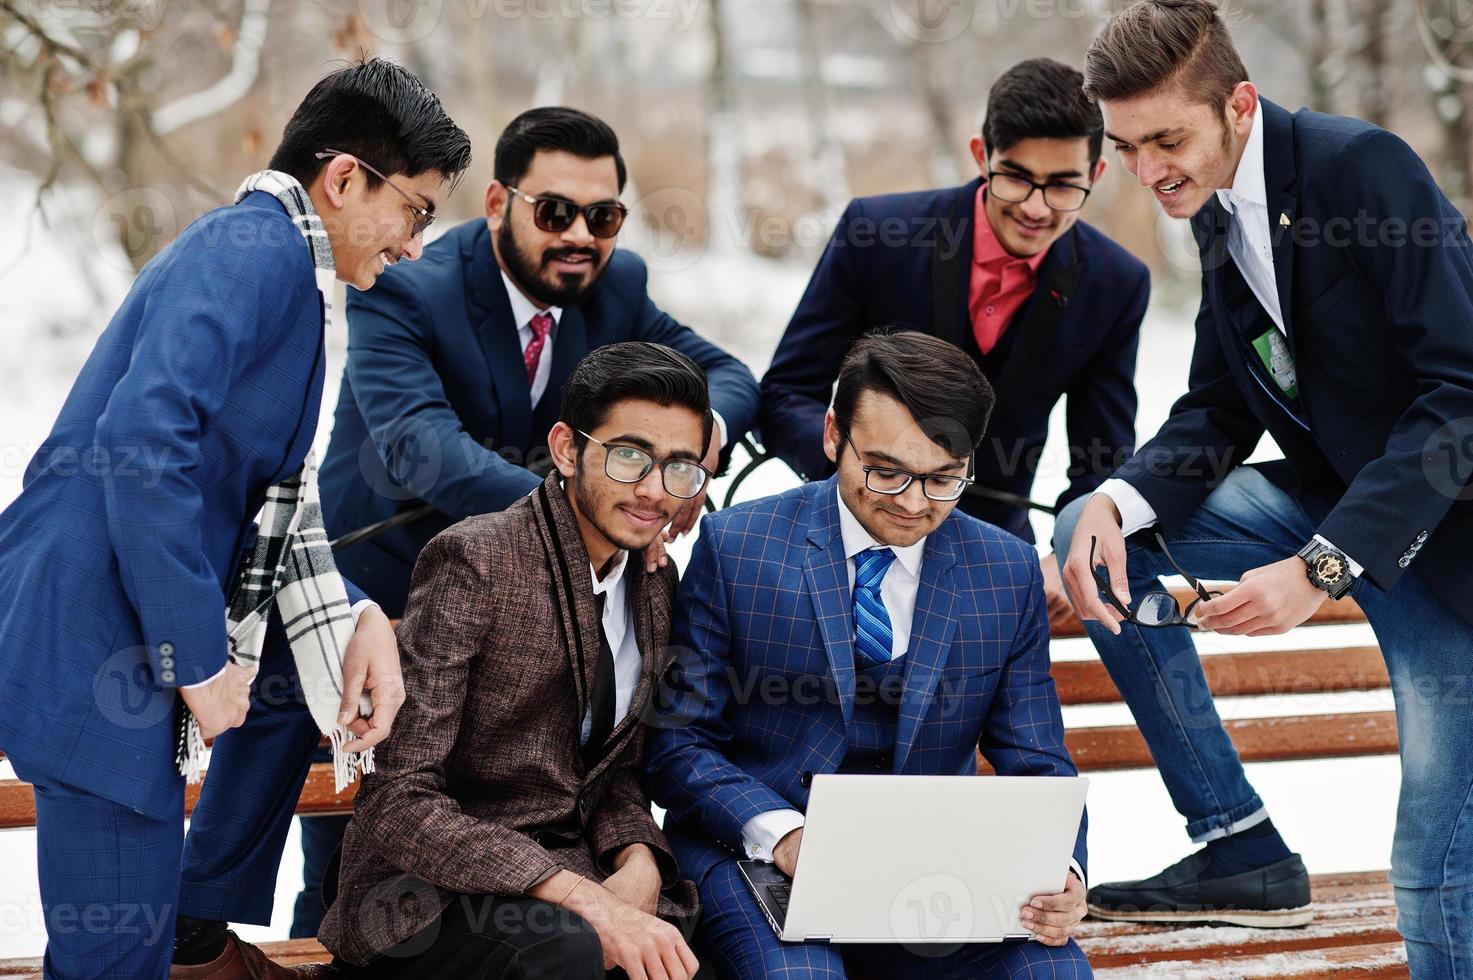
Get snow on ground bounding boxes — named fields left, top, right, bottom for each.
left=0, top=180, right=1396, bottom=957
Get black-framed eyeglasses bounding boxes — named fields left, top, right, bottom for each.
left=986, top=171, right=1092, bottom=212
left=843, top=437, right=975, bottom=502
left=316, top=149, right=435, bottom=238
left=505, top=185, right=628, bottom=239
left=576, top=430, right=711, bottom=499
left=1090, top=532, right=1223, bottom=629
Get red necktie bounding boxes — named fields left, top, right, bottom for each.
left=524, top=312, right=553, bottom=384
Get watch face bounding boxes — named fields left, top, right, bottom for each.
left=1313, top=552, right=1346, bottom=584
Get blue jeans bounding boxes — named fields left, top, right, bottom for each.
left=1054, top=466, right=1473, bottom=979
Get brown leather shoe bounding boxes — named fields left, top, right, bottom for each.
left=169, top=931, right=338, bottom=978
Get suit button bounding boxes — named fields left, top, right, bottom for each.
left=160, top=671, right=176, bottom=684
left=160, top=656, right=175, bottom=669
left=1399, top=556, right=1412, bottom=568
left=159, top=642, right=175, bottom=656
left=1416, top=531, right=1429, bottom=543
left=800, top=771, right=813, bottom=788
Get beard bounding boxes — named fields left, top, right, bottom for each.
left=498, top=221, right=604, bottom=308
left=570, top=461, right=667, bottom=557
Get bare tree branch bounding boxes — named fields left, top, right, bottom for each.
left=151, top=0, right=271, bottom=136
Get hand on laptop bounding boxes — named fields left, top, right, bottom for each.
left=1019, top=870, right=1086, bottom=946
left=773, top=827, right=804, bottom=877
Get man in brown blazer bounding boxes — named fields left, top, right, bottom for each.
left=319, top=342, right=707, bottom=979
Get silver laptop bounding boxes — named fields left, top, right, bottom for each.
left=738, top=774, right=1088, bottom=944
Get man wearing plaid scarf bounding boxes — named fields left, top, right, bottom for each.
left=0, top=60, right=470, bottom=979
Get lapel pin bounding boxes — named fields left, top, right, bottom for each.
left=1279, top=212, right=1291, bottom=227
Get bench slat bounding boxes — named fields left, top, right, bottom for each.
left=1052, top=646, right=1390, bottom=706
left=1094, top=940, right=1408, bottom=978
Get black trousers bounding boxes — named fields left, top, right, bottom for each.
left=345, top=893, right=605, bottom=980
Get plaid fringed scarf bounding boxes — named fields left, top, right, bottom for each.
left=175, top=170, right=374, bottom=792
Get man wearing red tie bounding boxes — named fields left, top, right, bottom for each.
left=760, top=58, right=1150, bottom=621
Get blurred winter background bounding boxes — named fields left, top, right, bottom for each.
left=0, top=0, right=1468, bottom=957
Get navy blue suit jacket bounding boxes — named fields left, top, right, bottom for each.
left=759, top=179, right=1149, bottom=541
left=1111, top=99, right=1473, bottom=623
left=645, top=479, right=1087, bottom=886
left=320, top=218, right=760, bottom=615
left=0, top=192, right=366, bottom=819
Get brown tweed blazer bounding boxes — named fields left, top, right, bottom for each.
left=319, top=473, right=699, bottom=966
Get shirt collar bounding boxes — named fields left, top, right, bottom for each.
left=973, top=185, right=1052, bottom=272
left=1216, top=98, right=1267, bottom=215
left=500, top=268, right=563, bottom=331
left=589, top=549, right=629, bottom=598
left=836, top=490, right=926, bottom=578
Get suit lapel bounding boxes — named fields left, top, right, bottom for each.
left=894, top=523, right=959, bottom=773
left=987, top=227, right=1084, bottom=407
left=466, top=226, right=534, bottom=453
left=929, top=180, right=979, bottom=351
left=802, top=481, right=857, bottom=731
left=532, top=476, right=600, bottom=735
left=1261, top=98, right=1300, bottom=352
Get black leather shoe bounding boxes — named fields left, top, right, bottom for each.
left=1086, top=851, right=1314, bottom=927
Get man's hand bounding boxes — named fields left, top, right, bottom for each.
left=773, top=827, right=803, bottom=878
left=1040, top=552, right=1073, bottom=625
left=603, top=843, right=663, bottom=916
left=1061, top=494, right=1131, bottom=634
left=1193, top=556, right=1327, bottom=636
left=1020, top=871, right=1086, bottom=946
left=179, top=661, right=256, bottom=739
left=338, top=606, right=405, bottom=753
left=550, top=871, right=699, bottom=980
left=648, top=427, right=722, bottom=572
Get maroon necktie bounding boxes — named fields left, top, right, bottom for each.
left=524, top=311, right=553, bottom=384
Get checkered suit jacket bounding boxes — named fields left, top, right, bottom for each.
left=319, top=473, right=698, bottom=967
left=0, top=192, right=367, bottom=820
left=645, top=477, right=1087, bottom=884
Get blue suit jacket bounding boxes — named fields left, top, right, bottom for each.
left=760, top=180, right=1149, bottom=541
left=1112, top=99, right=1473, bottom=624
left=645, top=479, right=1086, bottom=885
left=320, top=218, right=760, bottom=615
left=0, top=192, right=366, bottom=819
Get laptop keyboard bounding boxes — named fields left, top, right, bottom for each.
left=767, top=883, right=792, bottom=914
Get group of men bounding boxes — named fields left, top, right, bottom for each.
left=1, top=0, right=1471, bottom=978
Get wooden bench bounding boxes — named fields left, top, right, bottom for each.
left=0, top=589, right=1403, bottom=977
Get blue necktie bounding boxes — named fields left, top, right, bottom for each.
left=852, top=548, right=897, bottom=668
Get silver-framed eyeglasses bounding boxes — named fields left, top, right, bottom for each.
left=316, top=149, right=435, bottom=238
left=577, top=430, right=711, bottom=499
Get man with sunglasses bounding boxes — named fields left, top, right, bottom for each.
left=320, top=106, right=759, bottom=621
left=647, top=331, right=1091, bottom=978
left=760, top=59, right=1149, bottom=624
left=318, top=343, right=705, bottom=980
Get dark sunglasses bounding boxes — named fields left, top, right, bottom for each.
left=316, top=149, right=435, bottom=238
left=505, top=185, right=628, bottom=239
left=1090, top=532, right=1223, bottom=629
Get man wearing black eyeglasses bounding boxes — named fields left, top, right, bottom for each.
left=647, top=331, right=1090, bottom=978
left=320, top=106, right=760, bottom=621
left=760, top=58, right=1150, bottom=624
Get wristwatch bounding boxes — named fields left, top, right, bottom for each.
left=1297, top=539, right=1353, bottom=600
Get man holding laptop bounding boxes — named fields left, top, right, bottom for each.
left=647, top=332, right=1090, bottom=978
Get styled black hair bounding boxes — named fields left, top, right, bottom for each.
left=561, top=342, right=712, bottom=451
left=833, top=330, right=994, bottom=459
left=494, top=106, right=627, bottom=192
left=269, top=58, right=472, bottom=192
left=982, top=58, right=1104, bottom=164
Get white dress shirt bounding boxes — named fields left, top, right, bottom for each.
left=503, top=270, right=564, bottom=409
left=1096, top=99, right=1360, bottom=576
left=580, top=549, right=643, bottom=745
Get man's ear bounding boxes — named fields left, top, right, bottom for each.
left=968, top=135, right=989, bottom=175
left=548, top=421, right=579, bottom=479
left=1227, top=80, right=1259, bottom=138
left=822, top=409, right=842, bottom=466
left=485, top=181, right=508, bottom=231
left=318, top=154, right=360, bottom=211
left=1091, top=155, right=1108, bottom=184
